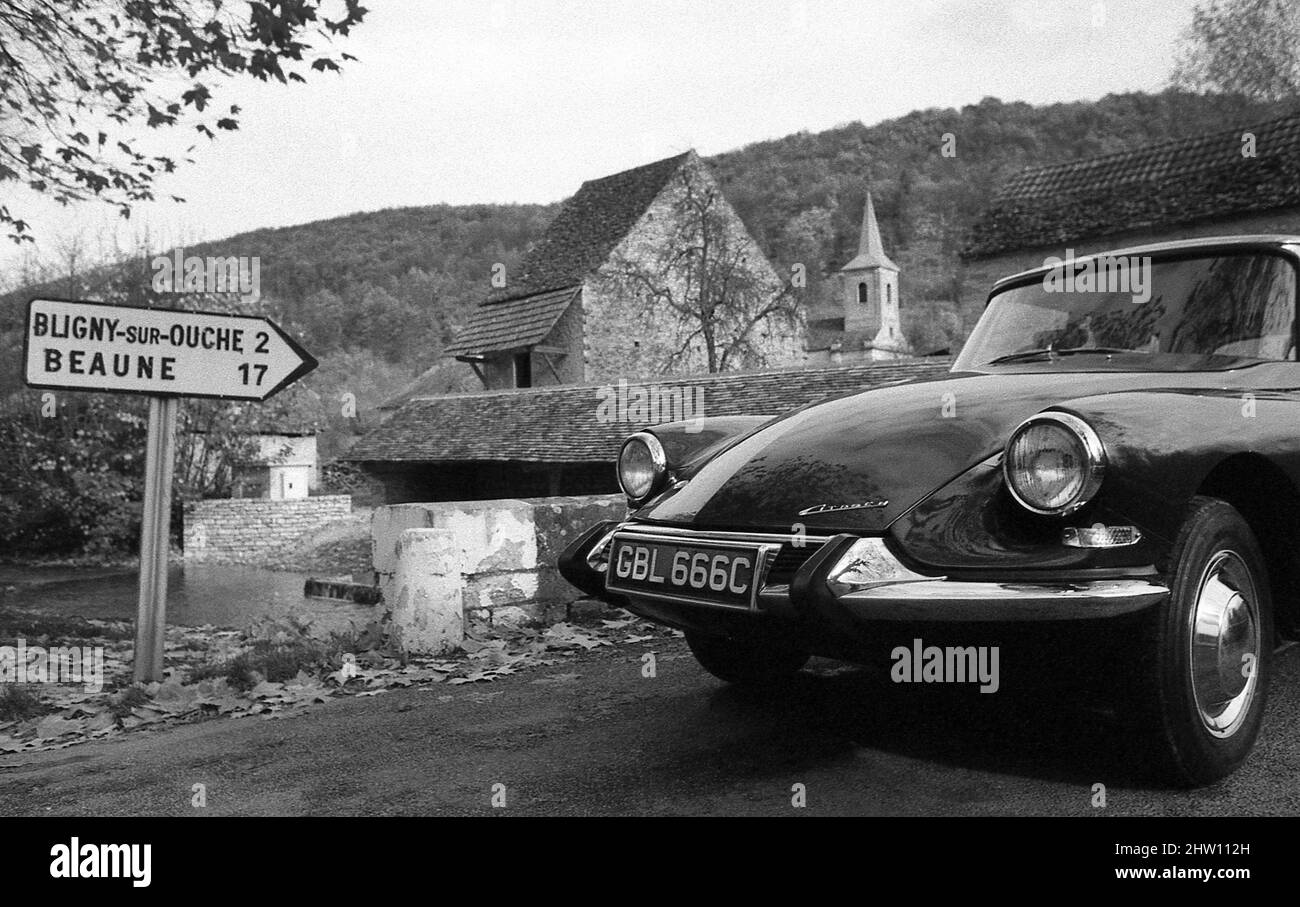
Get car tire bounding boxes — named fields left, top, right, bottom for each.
left=685, top=630, right=810, bottom=687
left=1135, top=496, right=1273, bottom=787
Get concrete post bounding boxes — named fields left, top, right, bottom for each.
left=387, top=528, right=464, bottom=654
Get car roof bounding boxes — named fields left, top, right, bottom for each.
left=991, top=235, right=1300, bottom=292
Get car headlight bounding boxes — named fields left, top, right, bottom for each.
left=1003, top=412, right=1105, bottom=516
left=617, top=431, right=667, bottom=504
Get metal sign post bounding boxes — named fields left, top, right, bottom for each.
left=22, top=297, right=317, bottom=683
left=134, top=396, right=179, bottom=683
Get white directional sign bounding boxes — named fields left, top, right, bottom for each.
left=24, top=297, right=317, bottom=401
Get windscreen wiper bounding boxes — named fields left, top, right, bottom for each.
left=986, top=346, right=1137, bottom=365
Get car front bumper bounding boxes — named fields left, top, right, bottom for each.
left=558, top=521, right=1168, bottom=626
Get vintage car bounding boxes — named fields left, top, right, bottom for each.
left=559, top=235, right=1300, bottom=786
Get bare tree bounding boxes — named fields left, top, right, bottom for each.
left=601, top=164, right=801, bottom=374
left=51, top=229, right=89, bottom=299
left=1172, top=0, right=1300, bottom=102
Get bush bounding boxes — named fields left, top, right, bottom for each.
left=0, top=685, right=51, bottom=722
left=0, top=396, right=147, bottom=556
left=190, top=616, right=359, bottom=690
left=318, top=460, right=367, bottom=495
left=107, top=685, right=151, bottom=720
left=0, top=391, right=266, bottom=558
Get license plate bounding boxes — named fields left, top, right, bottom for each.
left=606, top=535, right=761, bottom=608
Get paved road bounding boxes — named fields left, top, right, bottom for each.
left=1, top=637, right=1298, bottom=816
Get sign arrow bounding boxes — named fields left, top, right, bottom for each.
left=23, top=297, right=317, bottom=401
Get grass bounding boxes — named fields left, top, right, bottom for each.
left=0, top=685, right=51, bottom=722
left=0, top=607, right=133, bottom=646
left=190, top=628, right=360, bottom=691
left=107, top=685, right=151, bottom=720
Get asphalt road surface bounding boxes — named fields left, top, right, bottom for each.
left=1, top=636, right=1298, bottom=816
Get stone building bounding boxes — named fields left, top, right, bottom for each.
left=183, top=425, right=320, bottom=501
left=960, top=110, right=1300, bottom=312
left=230, top=432, right=319, bottom=501
left=806, top=193, right=910, bottom=363
left=443, top=150, right=803, bottom=391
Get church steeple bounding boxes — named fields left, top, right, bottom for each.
left=842, top=192, right=898, bottom=272
left=839, top=191, right=904, bottom=356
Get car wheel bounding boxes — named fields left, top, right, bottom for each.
left=1136, top=496, right=1273, bottom=786
left=685, top=630, right=810, bottom=686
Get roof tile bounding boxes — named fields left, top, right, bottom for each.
left=494, top=151, right=690, bottom=303
left=444, top=287, right=579, bottom=357
left=443, top=152, right=692, bottom=356
left=965, top=112, right=1300, bottom=258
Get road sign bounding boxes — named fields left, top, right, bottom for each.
left=23, top=297, right=318, bottom=682
left=24, top=297, right=317, bottom=401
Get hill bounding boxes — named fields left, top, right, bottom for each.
left=0, top=203, right=557, bottom=434
left=706, top=90, right=1293, bottom=350
left=3, top=89, right=1292, bottom=445
left=1, top=202, right=557, bottom=355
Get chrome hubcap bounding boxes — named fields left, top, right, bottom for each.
left=1189, top=550, right=1260, bottom=738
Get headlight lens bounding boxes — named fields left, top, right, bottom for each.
left=1003, top=412, right=1105, bottom=515
left=617, top=432, right=667, bottom=503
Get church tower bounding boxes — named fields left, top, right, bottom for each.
left=840, top=192, right=904, bottom=355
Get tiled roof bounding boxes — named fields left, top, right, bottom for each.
left=345, top=359, right=954, bottom=464
left=443, top=152, right=692, bottom=358
left=443, top=287, right=579, bottom=357
left=964, top=112, right=1300, bottom=259
left=495, top=151, right=691, bottom=303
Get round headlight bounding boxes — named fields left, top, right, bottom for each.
left=617, top=432, right=667, bottom=503
left=1003, top=412, right=1105, bottom=515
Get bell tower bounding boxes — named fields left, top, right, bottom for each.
left=840, top=192, right=902, bottom=351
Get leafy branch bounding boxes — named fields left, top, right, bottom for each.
left=0, top=0, right=368, bottom=243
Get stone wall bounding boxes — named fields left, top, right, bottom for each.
left=582, top=153, right=803, bottom=382
left=371, top=494, right=625, bottom=652
left=183, top=495, right=353, bottom=564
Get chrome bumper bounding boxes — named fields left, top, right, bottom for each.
left=558, top=522, right=1168, bottom=624
left=826, top=577, right=1168, bottom=621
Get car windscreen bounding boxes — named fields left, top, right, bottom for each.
left=955, top=252, right=1298, bottom=370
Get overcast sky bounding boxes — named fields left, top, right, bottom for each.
left=4, top=0, right=1200, bottom=271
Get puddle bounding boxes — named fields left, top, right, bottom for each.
left=0, top=563, right=373, bottom=631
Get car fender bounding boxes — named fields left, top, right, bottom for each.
left=889, top=387, right=1300, bottom=578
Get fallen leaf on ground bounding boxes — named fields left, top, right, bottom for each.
left=35, top=715, right=82, bottom=739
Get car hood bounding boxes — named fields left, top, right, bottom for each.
left=635, top=369, right=1211, bottom=533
